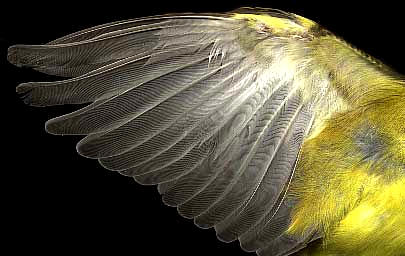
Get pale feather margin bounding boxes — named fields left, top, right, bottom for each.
left=9, top=8, right=331, bottom=256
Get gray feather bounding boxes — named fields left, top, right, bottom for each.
left=10, top=9, right=324, bottom=256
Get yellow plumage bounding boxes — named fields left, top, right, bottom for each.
left=238, top=11, right=405, bottom=256
left=288, top=100, right=405, bottom=255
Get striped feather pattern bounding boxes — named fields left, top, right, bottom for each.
left=10, top=8, right=325, bottom=256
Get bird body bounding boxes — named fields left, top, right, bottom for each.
left=9, top=7, right=405, bottom=256
left=232, top=10, right=405, bottom=255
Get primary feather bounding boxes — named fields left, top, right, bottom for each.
left=10, top=7, right=405, bottom=256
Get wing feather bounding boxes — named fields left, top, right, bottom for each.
left=122, top=65, right=257, bottom=179
left=192, top=84, right=303, bottom=228
left=11, top=8, right=331, bottom=256
left=215, top=106, right=313, bottom=241
left=46, top=14, right=231, bottom=45
left=44, top=46, right=215, bottom=137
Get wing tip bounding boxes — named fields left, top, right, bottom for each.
left=16, top=82, right=34, bottom=105
left=7, top=44, right=38, bottom=68
left=7, top=45, right=21, bottom=67
left=75, top=137, right=102, bottom=159
left=16, top=82, right=48, bottom=107
left=215, top=231, right=236, bottom=244
left=45, top=118, right=67, bottom=136
left=239, top=234, right=259, bottom=252
left=215, top=229, right=238, bottom=243
left=176, top=206, right=195, bottom=220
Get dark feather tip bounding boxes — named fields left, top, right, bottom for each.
left=7, top=45, right=21, bottom=67
left=16, top=83, right=35, bottom=105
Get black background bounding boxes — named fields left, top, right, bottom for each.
left=3, top=1, right=404, bottom=255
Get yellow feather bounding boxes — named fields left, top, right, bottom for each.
left=232, top=12, right=405, bottom=255
left=232, top=13, right=313, bottom=35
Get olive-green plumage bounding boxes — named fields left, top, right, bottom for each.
left=9, top=7, right=405, bottom=256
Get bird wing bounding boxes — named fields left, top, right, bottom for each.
left=10, top=7, right=337, bottom=256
